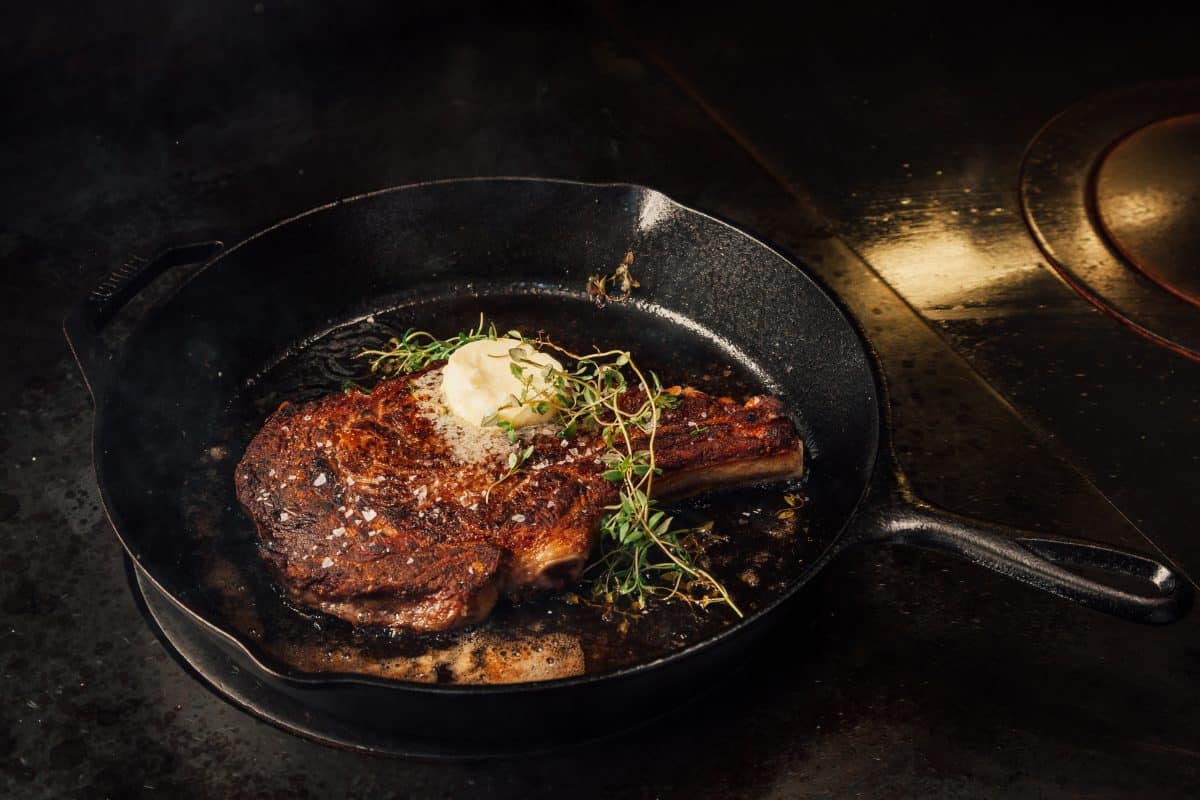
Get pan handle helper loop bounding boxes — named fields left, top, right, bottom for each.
left=64, top=241, right=225, bottom=401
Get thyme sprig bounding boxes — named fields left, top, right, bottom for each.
left=586, top=250, right=640, bottom=305
left=360, top=315, right=511, bottom=377
left=513, top=339, right=740, bottom=615
left=483, top=444, right=534, bottom=503
left=358, top=319, right=740, bottom=616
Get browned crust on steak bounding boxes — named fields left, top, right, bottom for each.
left=235, top=364, right=803, bottom=633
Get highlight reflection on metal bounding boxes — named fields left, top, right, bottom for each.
left=637, top=188, right=674, bottom=231
left=1019, top=80, right=1200, bottom=361
left=1094, top=113, right=1200, bottom=309
left=859, top=224, right=1044, bottom=313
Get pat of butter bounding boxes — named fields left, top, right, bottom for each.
left=441, top=338, right=563, bottom=428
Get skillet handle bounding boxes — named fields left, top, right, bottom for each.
left=63, top=241, right=224, bottom=400
left=859, top=503, right=1192, bottom=624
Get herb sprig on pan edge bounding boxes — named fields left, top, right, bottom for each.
left=360, top=316, right=501, bottom=376
left=586, top=250, right=640, bottom=305
left=359, top=316, right=741, bottom=616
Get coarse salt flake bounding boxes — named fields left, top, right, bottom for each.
left=511, top=514, right=527, bottom=523
left=320, top=557, right=334, bottom=568
left=312, top=473, right=327, bottom=487
left=362, top=509, right=377, bottom=522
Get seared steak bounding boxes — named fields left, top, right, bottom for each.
left=235, top=365, right=803, bottom=633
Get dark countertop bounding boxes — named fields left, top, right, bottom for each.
left=3, top=3, right=1198, bottom=797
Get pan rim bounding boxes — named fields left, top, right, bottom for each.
left=84, top=176, right=884, bottom=695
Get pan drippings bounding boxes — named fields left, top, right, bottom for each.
left=185, top=295, right=817, bottom=683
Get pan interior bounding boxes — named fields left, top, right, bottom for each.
left=93, top=180, right=877, bottom=686
left=183, top=292, right=850, bottom=683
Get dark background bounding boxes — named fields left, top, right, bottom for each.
left=3, top=2, right=1199, bottom=797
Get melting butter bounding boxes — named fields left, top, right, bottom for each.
left=441, top=338, right=563, bottom=428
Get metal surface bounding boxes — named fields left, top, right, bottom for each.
left=1094, top=113, right=1200, bottom=309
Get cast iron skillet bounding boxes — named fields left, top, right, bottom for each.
left=65, top=178, right=1191, bottom=754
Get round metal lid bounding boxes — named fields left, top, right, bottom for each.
left=1094, top=112, right=1200, bottom=309
left=1019, top=80, right=1200, bottom=361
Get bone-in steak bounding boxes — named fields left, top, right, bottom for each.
left=235, top=365, right=803, bottom=633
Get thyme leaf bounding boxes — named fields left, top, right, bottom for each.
left=483, top=444, right=534, bottom=503
left=775, top=491, right=805, bottom=521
